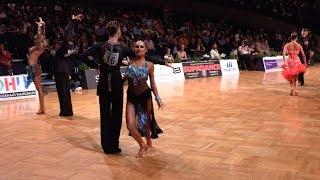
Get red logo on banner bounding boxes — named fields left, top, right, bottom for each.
left=183, top=64, right=221, bottom=73
left=4, top=77, right=16, bottom=91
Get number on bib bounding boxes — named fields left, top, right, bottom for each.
left=103, top=50, right=119, bottom=66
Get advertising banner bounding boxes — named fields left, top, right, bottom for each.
left=263, top=56, right=286, bottom=72
left=182, top=60, right=221, bottom=79
left=219, top=59, right=240, bottom=76
left=0, top=75, right=37, bottom=101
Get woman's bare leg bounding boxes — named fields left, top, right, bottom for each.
left=126, top=102, right=148, bottom=157
left=145, top=124, right=152, bottom=148
left=293, top=77, right=298, bottom=95
left=289, top=79, right=294, bottom=95
left=145, top=99, right=153, bottom=147
left=34, top=74, right=45, bottom=114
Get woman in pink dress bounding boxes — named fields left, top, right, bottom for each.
left=282, top=32, right=307, bottom=96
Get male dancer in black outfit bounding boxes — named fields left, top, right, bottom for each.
left=53, top=14, right=83, bottom=117
left=80, top=21, right=168, bottom=154
left=298, top=28, right=316, bottom=86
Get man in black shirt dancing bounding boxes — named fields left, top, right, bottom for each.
left=298, top=28, right=317, bottom=86
left=80, top=21, right=131, bottom=154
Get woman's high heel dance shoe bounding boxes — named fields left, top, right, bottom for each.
left=289, top=89, right=294, bottom=96
left=147, top=139, right=152, bottom=148
left=135, top=144, right=148, bottom=158
left=36, top=108, right=46, bottom=115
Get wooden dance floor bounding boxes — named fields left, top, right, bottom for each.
left=1, top=66, right=320, bottom=179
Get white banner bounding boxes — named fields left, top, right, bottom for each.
left=263, top=56, right=286, bottom=72
left=153, top=63, right=185, bottom=82
left=219, top=59, right=239, bottom=76
left=0, top=74, right=37, bottom=101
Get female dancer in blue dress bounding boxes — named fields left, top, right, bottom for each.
left=125, top=40, right=164, bottom=158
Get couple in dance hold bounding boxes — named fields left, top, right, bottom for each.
left=80, top=21, right=165, bottom=158
left=282, top=32, right=307, bottom=96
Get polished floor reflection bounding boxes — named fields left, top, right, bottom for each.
left=0, top=66, right=320, bottom=179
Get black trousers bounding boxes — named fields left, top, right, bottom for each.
left=298, top=54, right=307, bottom=85
left=298, top=73, right=304, bottom=85
left=98, top=71, right=123, bottom=152
left=54, top=72, right=73, bottom=116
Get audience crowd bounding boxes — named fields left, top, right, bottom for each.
left=0, top=0, right=318, bottom=79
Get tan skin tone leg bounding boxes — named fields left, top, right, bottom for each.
left=34, top=73, right=45, bottom=114
left=28, top=48, right=45, bottom=114
left=126, top=102, right=148, bottom=158
left=289, top=80, right=294, bottom=95
left=288, top=77, right=298, bottom=96
left=293, top=77, right=298, bottom=96
left=145, top=99, right=153, bottom=148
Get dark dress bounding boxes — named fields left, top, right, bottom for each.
left=125, top=62, right=163, bottom=139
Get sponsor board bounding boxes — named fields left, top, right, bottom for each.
left=0, top=75, right=37, bottom=101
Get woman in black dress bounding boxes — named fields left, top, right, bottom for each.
left=125, top=40, right=164, bottom=158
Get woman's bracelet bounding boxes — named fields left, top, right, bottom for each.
left=155, top=96, right=161, bottom=103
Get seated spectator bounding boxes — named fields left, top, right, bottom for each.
left=249, top=44, right=260, bottom=70
left=238, top=40, right=251, bottom=56
left=171, top=38, right=179, bottom=56
left=238, top=40, right=254, bottom=70
left=0, top=8, right=7, bottom=19
left=263, top=39, right=271, bottom=56
left=201, top=30, right=210, bottom=47
left=179, top=32, right=189, bottom=47
left=0, top=23, right=6, bottom=35
left=196, top=38, right=206, bottom=56
left=255, top=37, right=271, bottom=56
left=187, top=37, right=197, bottom=58
left=177, top=44, right=188, bottom=61
left=0, top=43, right=12, bottom=76
left=145, top=35, right=156, bottom=52
left=210, top=43, right=221, bottom=60
left=164, top=47, right=174, bottom=63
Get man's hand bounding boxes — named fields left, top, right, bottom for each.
left=88, top=56, right=94, bottom=61
left=122, top=56, right=130, bottom=65
left=72, top=14, right=84, bottom=21
left=36, top=17, right=45, bottom=27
